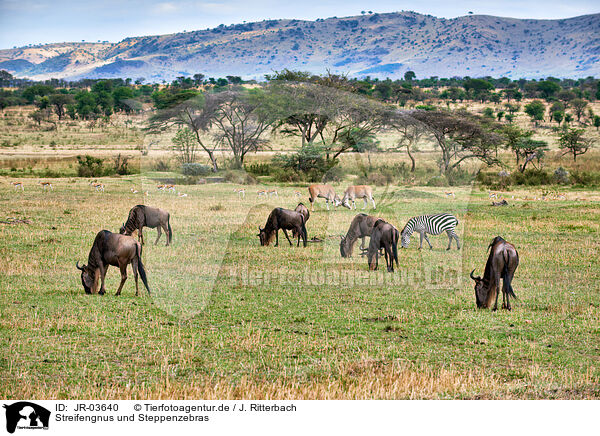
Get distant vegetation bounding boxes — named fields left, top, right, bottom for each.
left=1, top=69, right=598, bottom=187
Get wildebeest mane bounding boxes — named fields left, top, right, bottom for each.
left=123, top=205, right=146, bottom=234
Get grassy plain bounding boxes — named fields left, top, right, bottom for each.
left=0, top=173, right=598, bottom=399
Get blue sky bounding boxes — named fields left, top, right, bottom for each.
left=1, top=0, right=598, bottom=49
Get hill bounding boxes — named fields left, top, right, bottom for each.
left=1, top=11, right=599, bottom=81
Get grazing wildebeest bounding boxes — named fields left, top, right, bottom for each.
left=76, top=230, right=150, bottom=296
left=258, top=207, right=307, bottom=247
left=308, top=184, right=341, bottom=211
left=340, top=213, right=380, bottom=257
left=341, top=185, right=376, bottom=210
left=119, top=205, right=172, bottom=246
left=367, top=219, right=399, bottom=272
left=292, top=203, right=310, bottom=238
left=470, top=236, right=519, bottom=311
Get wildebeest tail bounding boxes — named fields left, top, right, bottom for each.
left=301, top=215, right=308, bottom=247
left=136, top=243, right=151, bottom=295
left=502, top=249, right=517, bottom=300
left=167, top=213, right=173, bottom=244
left=392, top=228, right=399, bottom=266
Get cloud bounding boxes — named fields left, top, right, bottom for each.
left=153, top=2, right=179, bottom=14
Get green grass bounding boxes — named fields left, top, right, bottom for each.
left=0, top=175, right=598, bottom=399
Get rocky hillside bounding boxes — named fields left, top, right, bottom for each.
left=1, top=11, right=599, bottom=81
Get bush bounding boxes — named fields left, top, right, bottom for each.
left=554, top=167, right=570, bottom=184
left=245, top=162, right=272, bottom=176
left=511, top=169, right=553, bottom=186
left=322, top=165, right=346, bottom=183
left=153, top=159, right=171, bottom=172
left=570, top=171, right=600, bottom=187
left=272, top=144, right=334, bottom=182
left=181, top=163, right=211, bottom=176
left=77, top=155, right=108, bottom=177
left=426, top=175, right=449, bottom=187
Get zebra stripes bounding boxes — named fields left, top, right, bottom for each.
left=401, top=213, right=460, bottom=250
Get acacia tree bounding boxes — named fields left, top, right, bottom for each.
left=512, top=139, right=549, bottom=172
left=146, top=91, right=219, bottom=171
left=410, top=110, right=503, bottom=174
left=269, top=82, right=392, bottom=160
left=558, top=128, right=592, bottom=162
left=389, top=111, right=428, bottom=172
left=49, top=93, right=73, bottom=120
left=209, top=89, right=276, bottom=168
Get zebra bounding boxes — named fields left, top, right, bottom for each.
left=400, top=213, right=460, bottom=250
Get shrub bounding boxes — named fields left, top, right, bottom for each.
left=426, top=175, right=449, bottom=187
left=511, top=169, right=553, bottom=186
left=553, top=167, right=570, bottom=184
left=245, top=162, right=272, bottom=176
left=153, top=159, right=171, bottom=172
left=181, top=163, right=211, bottom=176
left=77, top=155, right=107, bottom=177
left=322, top=165, right=346, bottom=183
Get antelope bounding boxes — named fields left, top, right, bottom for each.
left=341, top=185, right=376, bottom=210
left=92, top=183, right=104, bottom=192
left=445, top=192, right=455, bottom=198
left=267, top=189, right=278, bottom=197
left=307, top=184, right=341, bottom=211
left=11, top=181, right=24, bottom=191
left=257, top=190, right=268, bottom=197
left=40, top=181, right=53, bottom=191
left=234, top=188, right=246, bottom=198
left=489, top=192, right=498, bottom=199
left=293, top=190, right=302, bottom=198
left=130, top=188, right=139, bottom=194
left=166, top=184, right=176, bottom=193
left=178, top=192, right=188, bottom=198
left=157, top=184, right=166, bottom=191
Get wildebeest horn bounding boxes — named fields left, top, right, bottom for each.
left=76, top=261, right=84, bottom=271
left=470, top=269, right=479, bottom=281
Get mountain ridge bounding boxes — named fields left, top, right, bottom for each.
left=1, top=11, right=599, bottom=81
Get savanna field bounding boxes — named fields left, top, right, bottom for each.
left=1, top=171, right=598, bottom=399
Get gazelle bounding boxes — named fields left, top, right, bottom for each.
left=341, top=185, right=376, bottom=210
left=130, top=188, right=139, bottom=194
left=11, top=181, right=24, bottom=191
left=267, top=189, right=278, bottom=197
left=257, top=190, right=268, bottom=198
left=445, top=192, right=455, bottom=198
left=293, top=190, right=302, bottom=198
left=40, top=181, right=53, bottom=191
left=234, top=188, right=246, bottom=198
left=92, top=183, right=104, bottom=192
left=166, top=184, right=176, bottom=193
left=178, top=192, right=188, bottom=197
left=308, top=184, right=341, bottom=211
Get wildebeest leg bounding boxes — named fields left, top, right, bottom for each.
left=115, top=264, right=128, bottom=296
left=492, top=271, right=502, bottom=311
left=154, top=226, right=162, bottom=245
left=97, top=267, right=105, bottom=295
left=360, top=237, right=366, bottom=251
left=423, top=233, right=433, bottom=250
left=283, top=229, right=293, bottom=246
left=138, top=226, right=144, bottom=246
left=275, top=229, right=279, bottom=247
left=163, top=223, right=170, bottom=246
